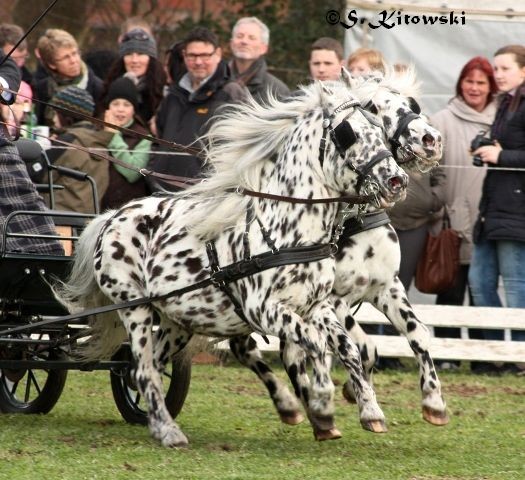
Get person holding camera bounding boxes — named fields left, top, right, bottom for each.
left=469, top=45, right=525, bottom=350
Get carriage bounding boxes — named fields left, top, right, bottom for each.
left=0, top=138, right=192, bottom=423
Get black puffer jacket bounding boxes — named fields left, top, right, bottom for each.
left=476, top=85, right=525, bottom=243
left=147, top=60, right=246, bottom=191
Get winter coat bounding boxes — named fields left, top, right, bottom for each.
left=0, top=142, right=63, bottom=255
left=0, top=54, right=21, bottom=106
left=431, top=96, right=496, bottom=264
left=101, top=119, right=151, bottom=210
left=45, top=122, right=113, bottom=213
left=229, top=57, right=290, bottom=102
left=147, top=60, right=247, bottom=191
left=387, top=169, right=446, bottom=231
left=475, top=86, right=525, bottom=243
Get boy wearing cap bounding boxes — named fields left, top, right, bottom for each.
left=101, top=76, right=151, bottom=209
left=45, top=85, right=113, bottom=213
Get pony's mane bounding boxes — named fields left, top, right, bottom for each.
left=178, top=82, right=337, bottom=239
left=349, top=64, right=421, bottom=104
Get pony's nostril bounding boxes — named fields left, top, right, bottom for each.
left=422, top=133, right=435, bottom=147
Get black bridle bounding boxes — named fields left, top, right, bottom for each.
left=362, top=96, right=429, bottom=166
left=319, top=101, right=393, bottom=203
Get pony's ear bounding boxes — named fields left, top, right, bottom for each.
left=321, top=83, right=333, bottom=96
left=341, top=66, right=358, bottom=88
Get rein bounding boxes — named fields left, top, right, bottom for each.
left=3, top=87, right=201, bottom=156
left=2, top=120, right=200, bottom=190
left=0, top=244, right=334, bottom=337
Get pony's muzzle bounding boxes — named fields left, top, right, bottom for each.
left=387, top=171, right=409, bottom=196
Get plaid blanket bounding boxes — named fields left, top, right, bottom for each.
left=0, top=141, right=64, bottom=255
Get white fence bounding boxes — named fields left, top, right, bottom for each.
left=218, top=304, right=525, bottom=363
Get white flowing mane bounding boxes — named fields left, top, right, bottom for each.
left=179, top=81, right=354, bottom=239
left=348, top=65, right=421, bottom=105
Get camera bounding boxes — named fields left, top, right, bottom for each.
left=470, top=133, right=494, bottom=167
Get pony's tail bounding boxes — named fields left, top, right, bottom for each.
left=52, top=211, right=127, bottom=361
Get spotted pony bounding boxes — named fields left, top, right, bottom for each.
left=227, top=67, right=448, bottom=429
left=54, top=81, right=409, bottom=447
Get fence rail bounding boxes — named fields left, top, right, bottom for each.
left=217, top=304, right=525, bottom=363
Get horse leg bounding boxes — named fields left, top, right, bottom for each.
left=372, top=279, right=449, bottom=426
left=153, top=315, right=193, bottom=373
left=122, top=306, right=189, bottom=447
left=333, top=297, right=378, bottom=403
left=229, top=335, right=304, bottom=425
left=319, top=308, right=387, bottom=433
left=261, top=302, right=339, bottom=441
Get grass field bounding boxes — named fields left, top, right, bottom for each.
left=0, top=358, right=524, bottom=480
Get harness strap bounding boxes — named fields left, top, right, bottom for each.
left=355, top=149, right=393, bottom=193
left=0, top=244, right=334, bottom=337
left=234, top=187, right=374, bottom=205
left=206, top=239, right=255, bottom=330
left=338, top=211, right=391, bottom=243
left=390, top=112, right=419, bottom=160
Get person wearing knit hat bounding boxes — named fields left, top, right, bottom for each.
left=102, top=29, right=166, bottom=124
left=105, top=76, right=138, bottom=110
left=101, top=76, right=152, bottom=210
left=44, top=86, right=114, bottom=213
left=119, top=28, right=157, bottom=59
left=51, top=85, right=95, bottom=120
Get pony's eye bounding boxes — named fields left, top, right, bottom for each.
left=407, top=97, right=421, bottom=114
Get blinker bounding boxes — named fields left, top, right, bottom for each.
left=408, top=97, right=421, bottom=115
left=331, top=120, right=357, bottom=153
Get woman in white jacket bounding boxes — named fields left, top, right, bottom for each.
left=430, top=56, right=497, bottom=368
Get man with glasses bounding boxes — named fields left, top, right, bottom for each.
left=229, top=17, right=289, bottom=102
left=147, top=27, right=246, bottom=191
left=33, top=29, right=103, bottom=125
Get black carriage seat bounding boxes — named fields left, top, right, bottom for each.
left=15, top=138, right=100, bottom=214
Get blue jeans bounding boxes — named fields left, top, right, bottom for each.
left=469, top=239, right=525, bottom=341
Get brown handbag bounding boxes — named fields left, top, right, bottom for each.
left=415, top=212, right=461, bottom=294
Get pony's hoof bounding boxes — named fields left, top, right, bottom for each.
left=314, top=427, right=342, bottom=441
left=422, top=406, right=449, bottom=426
left=279, top=410, right=305, bottom=425
left=342, top=382, right=356, bottom=404
left=361, top=419, right=388, bottom=433
left=161, top=429, right=189, bottom=448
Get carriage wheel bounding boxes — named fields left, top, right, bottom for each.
left=110, top=346, right=192, bottom=425
left=0, top=338, right=68, bottom=414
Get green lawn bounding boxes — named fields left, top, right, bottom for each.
left=0, top=359, right=523, bottom=480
